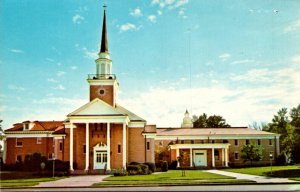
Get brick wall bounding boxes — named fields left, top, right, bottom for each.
left=128, top=128, right=145, bottom=163
left=90, top=85, right=114, bottom=105
left=6, top=137, right=54, bottom=164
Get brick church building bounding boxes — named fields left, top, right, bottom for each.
left=3, top=8, right=280, bottom=172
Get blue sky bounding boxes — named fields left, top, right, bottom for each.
left=1, top=0, right=300, bottom=129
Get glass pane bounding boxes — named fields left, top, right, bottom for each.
left=103, top=153, right=107, bottom=162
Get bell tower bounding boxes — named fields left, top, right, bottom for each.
left=87, top=6, right=119, bottom=107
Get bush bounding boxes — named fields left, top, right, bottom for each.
left=113, top=169, right=127, bottom=176
left=139, top=164, right=149, bottom=175
left=129, top=162, right=140, bottom=165
left=161, top=161, right=168, bottom=172
left=144, top=162, right=156, bottom=173
left=45, top=160, right=69, bottom=172
left=169, top=160, right=178, bottom=170
left=127, top=165, right=142, bottom=175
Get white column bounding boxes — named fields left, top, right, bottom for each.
left=107, top=123, right=111, bottom=170
left=70, top=123, right=74, bottom=171
left=190, top=148, right=193, bottom=167
left=225, top=148, right=229, bottom=167
left=212, top=148, right=215, bottom=167
left=85, top=123, right=89, bottom=171
left=176, top=148, right=180, bottom=167
left=122, top=123, right=126, bottom=169
left=221, top=148, right=225, bottom=166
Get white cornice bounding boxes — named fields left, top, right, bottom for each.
left=87, top=79, right=119, bottom=86
left=170, top=143, right=231, bottom=149
left=155, top=134, right=279, bottom=140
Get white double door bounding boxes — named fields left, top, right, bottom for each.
left=94, top=150, right=107, bottom=169
left=193, top=150, right=207, bottom=167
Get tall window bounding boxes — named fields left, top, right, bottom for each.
left=246, top=139, right=250, bottom=145
left=212, top=140, right=215, bottom=144
left=257, top=139, right=261, bottom=145
left=24, top=123, right=29, bottom=130
left=103, top=153, right=107, bottom=163
left=214, top=149, right=220, bottom=160
left=16, top=155, right=22, bottom=163
left=118, top=144, right=121, bottom=153
left=16, top=138, right=23, bottom=147
left=234, top=139, right=238, bottom=146
left=191, top=140, right=194, bottom=144
left=269, top=139, right=273, bottom=146
left=146, top=142, right=150, bottom=150
left=96, top=153, right=101, bottom=163
left=37, top=137, right=42, bottom=144
left=83, top=144, right=86, bottom=154
left=234, top=152, right=239, bottom=160
left=59, top=142, right=63, bottom=152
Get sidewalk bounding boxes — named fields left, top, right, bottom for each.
left=205, top=170, right=298, bottom=183
left=34, top=175, right=109, bottom=187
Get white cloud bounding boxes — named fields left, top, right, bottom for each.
left=130, top=8, right=142, bottom=17
left=120, top=23, right=139, bottom=32
left=219, top=53, right=231, bottom=61
left=47, top=78, right=58, bottom=83
left=231, top=59, right=254, bottom=65
left=151, top=0, right=188, bottom=9
left=33, top=97, right=86, bottom=106
left=169, top=0, right=189, bottom=9
left=284, top=19, right=300, bottom=33
left=8, top=85, right=25, bottom=91
left=148, top=15, right=157, bottom=23
left=53, top=84, right=65, bottom=90
left=178, top=8, right=187, bottom=19
left=71, top=66, right=78, bottom=70
left=119, top=66, right=300, bottom=127
left=292, top=54, right=300, bottom=63
left=82, top=47, right=98, bottom=59
left=56, top=71, right=65, bottom=76
left=46, top=58, right=54, bottom=62
left=72, top=14, right=84, bottom=24
left=10, top=49, right=24, bottom=53
left=157, top=10, right=163, bottom=15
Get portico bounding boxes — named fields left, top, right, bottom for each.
left=170, top=143, right=230, bottom=168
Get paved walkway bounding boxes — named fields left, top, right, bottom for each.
left=34, top=175, right=109, bottom=187
left=205, top=170, right=298, bottom=183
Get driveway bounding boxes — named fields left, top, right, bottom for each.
left=34, top=175, right=110, bottom=187
left=205, top=170, right=298, bottom=183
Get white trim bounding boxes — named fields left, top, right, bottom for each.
left=142, top=133, right=156, bottom=139
left=122, top=123, right=126, bottom=169
left=155, top=135, right=278, bottom=140
left=169, top=143, right=230, bottom=150
left=128, top=121, right=146, bottom=128
left=70, top=123, right=74, bottom=171
left=85, top=123, right=89, bottom=171
left=67, top=116, right=129, bottom=124
left=5, top=133, right=53, bottom=138
left=107, top=123, right=111, bottom=170
left=87, top=79, right=119, bottom=86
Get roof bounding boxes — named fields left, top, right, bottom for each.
left=5, top=121, right=63, bottom=132
left=144, top=125, right=156, bottom=133
left=68, top=98, right=145, bottom=122
left=156, top=127, right=278, bottom=136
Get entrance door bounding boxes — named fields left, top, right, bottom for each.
left=94, top=151, right=107, bottom=169
left=193, top=150, right=207, bottom=167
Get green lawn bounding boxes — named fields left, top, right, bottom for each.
left=224, top=165, right=300, bottom=181
left=94, top=170, right=254, bottom=186
left=0, top=177, right=65, bottom=188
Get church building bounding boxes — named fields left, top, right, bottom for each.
left=3, top=8, right=280, bottom=172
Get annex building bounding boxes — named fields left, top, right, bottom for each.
left=3, top=8, right=280, bottom=172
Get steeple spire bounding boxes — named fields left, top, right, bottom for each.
left=100, top=5, right=108, bottom=53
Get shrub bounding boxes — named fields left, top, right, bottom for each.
left=113, top=169, right=127, bottom=176
left=144, top=162, right=156, bottom=173
left=127, top=165, right=142, bottom=175
left=129, top=162, right=140, bottom=165
left=161, top=161, right=168, bottom=172
left=45, top=160, right=69, bottom=172
left=169, top=160, right=178, bottom=170
left=139, top=164, right=149, bottom=175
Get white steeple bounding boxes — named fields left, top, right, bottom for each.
left=181, top=110, right=193, bottom=128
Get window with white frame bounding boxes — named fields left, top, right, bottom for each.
left=234, top=139, right=238, bottom=146
left=269, top=139, right=273, bottom=146
left=37, top=137, right=42, bottom=144
left=16, top=138, right=23, bottom=147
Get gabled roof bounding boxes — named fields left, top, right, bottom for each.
left=68, top=98, right=126, bottom=117
left=68, top=98, right=145, bottom=122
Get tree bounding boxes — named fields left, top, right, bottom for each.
left=263, top=105, right=300, bottom=163
left=177, top=151, right=188, bottom=177
left=193, top=113, right=230, bottom=128
left=241, top=144, right=263, bottom=166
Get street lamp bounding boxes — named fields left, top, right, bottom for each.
left=269, top=153, right=273, bottom=175
left=52, top=153, right=56, bottom=178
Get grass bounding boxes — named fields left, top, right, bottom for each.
left=0, top=177, right=66, bottom=188
left=94, top=170, right=254, bottom=186
left=224, top=165, right=300, bottom=181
